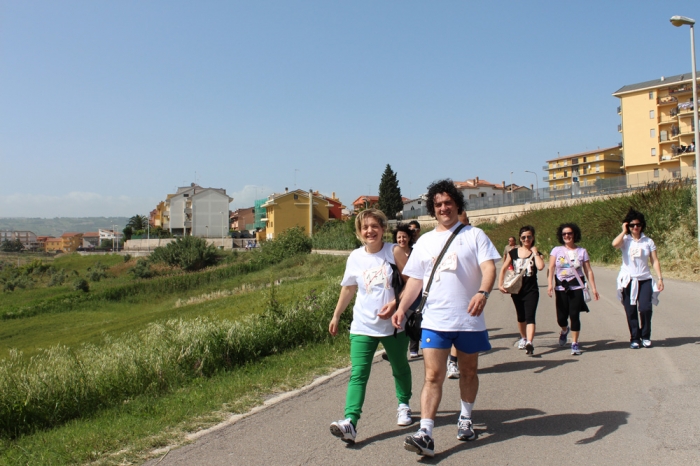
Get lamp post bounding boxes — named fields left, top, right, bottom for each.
left=510, top=171, right=514, bottom=204
left=220, top=211, right=225, bottom=250
left=671, top=15, right=700, bottom=246
left=524, top=170, right=539, bottom=201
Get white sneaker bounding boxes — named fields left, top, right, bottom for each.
left=330, top=418, right=356, bottom=443
left=447, top=361, right=460, bottom=379
left=518, top=338, right=527, bottom=350
left=397, top=404, right=413, bottom=426
left=642, top=339, right=652, bottom=348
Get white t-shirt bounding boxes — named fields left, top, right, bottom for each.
left=402, top=223, right=500, bottom=332
left=620, top=234, right=656, bottom=280
left=340, top=242, right=399, bottom=337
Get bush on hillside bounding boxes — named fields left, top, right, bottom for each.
left=129, top=259, right=153, bottom=279
left=86, top=261, right=107, bottom=282
left=312, top=219, right=360, bottom=250
left=149, top=235, right=218, bottom=271
left=256, top=226, right=312, bottom=265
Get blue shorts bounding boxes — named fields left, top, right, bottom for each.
left=421, top=329, right=491, bottom=354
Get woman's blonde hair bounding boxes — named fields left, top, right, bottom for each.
left=354, top=209, right=388, bottom=244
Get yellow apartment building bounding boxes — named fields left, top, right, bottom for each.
left=613, top=72, right=698, bottom=184
left=545, top=146, right=624, bottom=192
left=45, top=233, right=83, bottom=252
left=260, top=189, right=332, bottom=240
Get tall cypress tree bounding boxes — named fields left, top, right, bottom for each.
left=378, top=164, right=403, bottom=220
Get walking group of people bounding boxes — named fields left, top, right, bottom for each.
left=327, top=178, right=664, bottom=458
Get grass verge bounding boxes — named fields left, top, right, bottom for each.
left=0, top=337, right=351, bottom=465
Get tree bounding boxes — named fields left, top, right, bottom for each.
left=127, top=215, right=148, bottom=231
left=0, top=239, right=24, bottom=252
left=378, top=164, right=403, bottom=220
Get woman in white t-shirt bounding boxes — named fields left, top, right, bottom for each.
left=612, top=208, right=664, bottom=349
left=328, top=209, right=413, bottom=444
left=547, top=223, right=600, bottom=356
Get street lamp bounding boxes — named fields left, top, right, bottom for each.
left=510, top=171, right=514, bottom=204
left=671, top=15, right=700, bottom=247
left=220, top=211, right=225, bottom=250
left=524, top=170, right=539, bottom=201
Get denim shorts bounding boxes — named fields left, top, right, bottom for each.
left=421, top=329, right=491, bottom=354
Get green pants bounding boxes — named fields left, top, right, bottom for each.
left=345, top=332, right=412, bottom=426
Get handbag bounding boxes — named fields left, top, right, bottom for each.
left=502, top=255, right=532, bottom=294
left=404, top=224, right=466, bottom=341
left=563, top=249, right=592, bottom=303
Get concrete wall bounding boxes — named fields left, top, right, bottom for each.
left=124, top=238, right=235, bottom=251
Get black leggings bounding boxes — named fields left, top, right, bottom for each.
left=555, top=289, right=588, bottom=332
left=621, top=279, right=653, bottom=341
left=511, top=290, right=539, bottom=324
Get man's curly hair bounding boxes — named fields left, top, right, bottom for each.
left=426, top=179, right=465, bottom=217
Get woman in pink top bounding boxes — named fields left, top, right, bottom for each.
left=547, top=223, right=599, bottom=355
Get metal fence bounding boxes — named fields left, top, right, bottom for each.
left=400, top=172, right=697, bottom=220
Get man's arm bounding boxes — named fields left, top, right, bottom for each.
left=467, top=259, right=496, bottom=316
left=390, top=278, right=424, bottom=329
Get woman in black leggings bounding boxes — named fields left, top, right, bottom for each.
left=498, top=226, right=545, bottom=355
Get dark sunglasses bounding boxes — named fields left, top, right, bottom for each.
left=562, top=232, right=574, bottom=236
left=629, top=223, right=642, bottom=228
left=520, top=235, right=533, bottom=240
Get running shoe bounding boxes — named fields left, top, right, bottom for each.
left=518, top=338, right=527, bottom=350
left=404, top=428, right=435, bottom=457
left=456, top=415, right=476, bottom=441
left=642, top=339, right=652, bottom=348
left=571, top=342, right=582, bottom=355
left=447, top=361, right=460, bottom=379
left=409, top=351, right=419, bottom=359
left=559, top=327, right=570, bottom=347
left=525, top=342, right=534, bottom=355
left=397, top=405, right=413, bottom=426
left=330, top=419, right=356, bottom=443
left=630, top=341, right=640, bottom=349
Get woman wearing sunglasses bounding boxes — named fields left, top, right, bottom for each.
left=498, top=226, right=545, bottom=355
left=612, top=208, right=664, bottom=349
left=547, top=223, right=600, bottom=355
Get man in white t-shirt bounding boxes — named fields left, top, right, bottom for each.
left=390, top=179, right=500, bottom=457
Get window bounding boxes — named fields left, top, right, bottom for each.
left=583, top=157, right=587, bottom=163
left=654, top=169, right=659, bottom=178
left=650, top=129, right=655, bottom=138
left=564, top=170, right=568, bottom=177
left=649, top=91, right=654, bottom=99
left=651, top=148, right=656, bottom=156
left=293, top=194, right=298, bottom=200
left=649, top=110, right=655, bottom=119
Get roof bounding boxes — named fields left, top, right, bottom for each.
left=613, top=72, right=698, bottom=96
left=82, top=232, right=100, bottom=237
left=455, top=178, right=505, bottom=190
left=61, top=232, right=83, bottom=238
left=352, top=195, right=379, bottom=206
left=546, top=145, right=621, bottom=163
left=261, top=189, right=331, bottom=208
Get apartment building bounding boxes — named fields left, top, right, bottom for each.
left=160, top=183, right=233, bottom=237
left=45, top=232, right=83, bottom=253
left=260, top=189, right=334, bottom=240
left=613, top=72, right=698, bottom=184
left=545, top=146, right=624, bottom=193
left=0, top=230, right=39, bottom=250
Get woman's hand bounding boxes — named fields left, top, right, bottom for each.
left=329, top=316, right=340, bottom=336
left=547, top=284, right=554, bottom=298
left=498, top=283, right=507, bottom=293
left=657, top=278, right=665, bottom=292
left=378, top=300, right=396, bottom=320
left=621, top=222, right=628, bottom=234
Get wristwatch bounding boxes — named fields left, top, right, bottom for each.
left=477, top=290, right=490, bottom=299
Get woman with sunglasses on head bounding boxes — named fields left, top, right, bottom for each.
left=498, top=226, right=545, bottom=355
left=612, top=208, right=664, bottom=349
left=393, top=224, right=422, bottom=358
left=547, top=223, right=600, bottom=355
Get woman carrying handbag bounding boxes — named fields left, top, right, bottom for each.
left=498, top=226, right=545, bottom=355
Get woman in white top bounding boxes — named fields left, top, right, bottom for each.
left=328, top=209, right=413, bottom=444
left=612, top=208, right=664, bottom=349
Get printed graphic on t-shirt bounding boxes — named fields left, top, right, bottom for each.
left=556, top=250, right=580, bottom=278
left=434, top=252, right=457, bottom=282
left=362, top=263, right=389, bottom=293
left=629, top=244, right=642, bottom=259
left=513, top=257, right=534, bottom=277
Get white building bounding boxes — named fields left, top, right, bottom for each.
left=162, top=184, right=233, bottom=237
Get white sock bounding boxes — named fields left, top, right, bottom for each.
left=419, top=419, right=434, bottom=436
left=460, top=400, right=474, bottom=418
left=399, top=403, right=410, bottom=410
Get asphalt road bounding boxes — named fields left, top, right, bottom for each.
left=146, top=266, right=700, bottom=465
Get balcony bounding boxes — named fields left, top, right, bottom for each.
left=617, top=124, right=622, bottom=132
left=542, top=176, right=549, bottom=182
left=542, top=165, right=549, bottom=171
left=184, top=208, right=192, bottom=214
left=657, top=95, right=678, bottom=106
left=668, top=85, right=694, bottom=95
left=617, top=105, right=622, bottom=114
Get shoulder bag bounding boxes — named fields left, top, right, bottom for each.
left=502, top=252, right=533, bottom=294
left=404, top=224, right=465, bottom=341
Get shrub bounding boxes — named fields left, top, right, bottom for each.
left=257, top=226, right=312, bottom=265
left=130, top=259, right=153, bottom=279
left=123, top=254, right=132, bottom=263
left=47, top=269, right=66, bottom=287
left=72, top=278, right=89, bottom=292
left=86, top=262, right=107, bottom=282
left=150, top=236, right=218, bottom=271
left=312, top=219, right=360, bottom=250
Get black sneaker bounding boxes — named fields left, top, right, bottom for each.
left=525, top=342, right=534, bottom=355
left=457, top=415, right=476, bottom=441
left=404, top=428, right=435, bottom=457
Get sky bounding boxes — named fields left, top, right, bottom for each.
left=1, top=0, right=699, bottom=217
